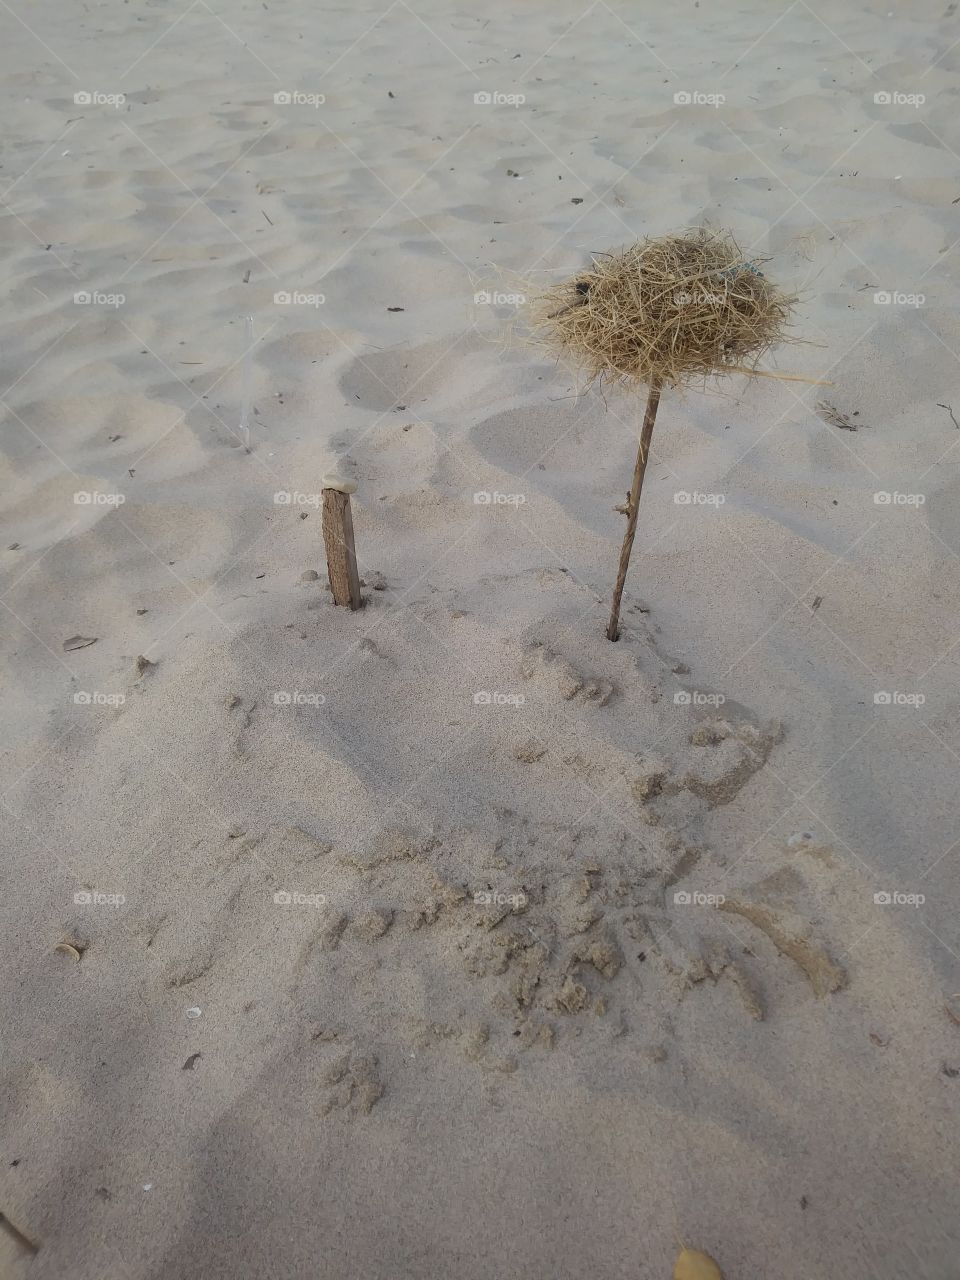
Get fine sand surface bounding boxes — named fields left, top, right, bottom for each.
left=2, top=1, right=960, bottom=1277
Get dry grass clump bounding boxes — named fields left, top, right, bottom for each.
left=530, top=227, right=795, bottom=391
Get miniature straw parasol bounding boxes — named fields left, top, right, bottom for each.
left=531, top=227, right=796, bottom=641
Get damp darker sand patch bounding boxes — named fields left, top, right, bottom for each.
left=718, top=899, right=847, bottom=998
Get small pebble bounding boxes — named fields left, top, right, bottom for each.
left=787, top=831, right=816, bottom=848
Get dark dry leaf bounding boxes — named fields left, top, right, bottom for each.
left=816, top=401, right=862, bottom=431
left=63, top=635, right=98, bottom=651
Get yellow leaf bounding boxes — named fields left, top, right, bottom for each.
left=674, top=1247, right=724, bottom=1280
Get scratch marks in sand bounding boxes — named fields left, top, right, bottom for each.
left=293, top=821, right=846, bottom=1102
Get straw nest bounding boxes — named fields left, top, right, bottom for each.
left=529, top=228, right=795, bottom=391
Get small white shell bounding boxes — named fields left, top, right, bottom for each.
left=322, top=475, right=357, bottom=494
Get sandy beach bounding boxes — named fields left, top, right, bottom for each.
left=1, top=1, right=959, bottom=1276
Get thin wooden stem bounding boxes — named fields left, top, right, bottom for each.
left=606, top=379, right=662, bottom=641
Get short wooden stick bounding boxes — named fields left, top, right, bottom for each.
left=321, top=485, right=361, bottom=610
left=606, top=379, right=662, bottom=642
